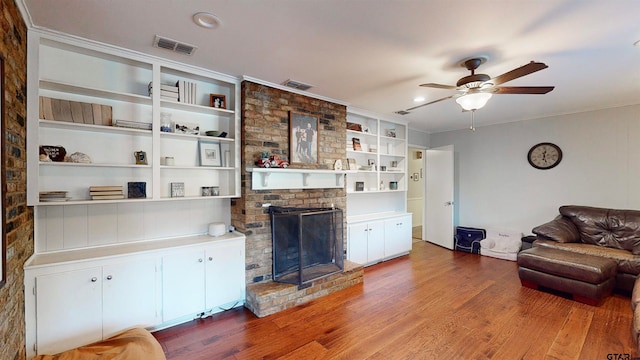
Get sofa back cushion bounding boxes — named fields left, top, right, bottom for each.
left=560, top=205, right=640, bottom=254
left=532, top=216, right=580, bottom=243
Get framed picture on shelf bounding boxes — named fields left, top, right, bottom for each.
left=347, top=158, right=357, bottom=170
left=199, top=141, right=222, bottom=167
left=289, top=111, right=319, bottom=164
left=209, top=94, right=226, bottom=109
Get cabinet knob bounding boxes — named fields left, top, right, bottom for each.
left=90, top=277, right=98, bottom=282
left=106, top=275, right=113, bottom=280
left=208, top=257, right=213, bottom=261
left=198, top=258, right=203, bottom=263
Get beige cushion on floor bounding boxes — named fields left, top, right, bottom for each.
left=32, top=328, right=166, bottom=360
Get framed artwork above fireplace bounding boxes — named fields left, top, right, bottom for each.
left=289, top=111, right=319, bottom=164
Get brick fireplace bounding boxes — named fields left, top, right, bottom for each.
left=231, top=81, right=363, bottom=317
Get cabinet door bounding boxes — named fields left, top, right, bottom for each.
left=162, top=248, right=206, bottom=322
left=367, top=221, right=385, bottom=262
left=348, top=222, right=369, bottom=265
left=384, top=215, right=413, bottom=258
left=102, top=258, right=158, bottom=338
left=205, top=241, right=245, bottom=309
left=36, top=268, right=103, bottom=355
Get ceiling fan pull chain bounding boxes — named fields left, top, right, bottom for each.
left=469, top=110, right=476, bottom=132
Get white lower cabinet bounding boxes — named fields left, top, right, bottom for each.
left=162, top=239, right=245, bottom=322
left=24, top=233, right=245, bottom=358
left=384, top=215, right=412, bottom=258
left=34, top=258, right=157, bottom=356
left=347, top=213, right=412, bottom=266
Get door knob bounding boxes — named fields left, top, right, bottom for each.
left=444, top=201, right=454, bottom=206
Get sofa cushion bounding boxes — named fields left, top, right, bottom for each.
left=560, top=205, right=640, bottom=255
left=534, top=239, right=640, bottom=276
left=532, top=216, right=580, bottom=243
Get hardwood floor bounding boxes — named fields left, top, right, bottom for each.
left=154, top=241, right=636, bottom=359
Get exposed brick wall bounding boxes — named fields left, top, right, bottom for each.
left=0, top=2, right=31, bottom=360
left=232, top=81, right=346, bottom=285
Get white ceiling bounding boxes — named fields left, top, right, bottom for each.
left=18, top=0, right=640, bottom=133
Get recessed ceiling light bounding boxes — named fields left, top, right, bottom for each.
left=193, top=12, right=221, bottom=29
left=413, top=97, right=425, bottom=102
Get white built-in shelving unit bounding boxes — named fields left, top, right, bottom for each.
left=24, top=30, right=244, bottom=358
left=345, top=108, right=412, bottom=266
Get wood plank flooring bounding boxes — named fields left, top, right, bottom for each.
left=153, top=241, right=636, bottom=359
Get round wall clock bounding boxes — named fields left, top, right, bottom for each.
left=527, top=142, right=562, bottom=170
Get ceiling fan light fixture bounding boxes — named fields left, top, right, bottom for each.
left=455, top=92, right=492, bottom=111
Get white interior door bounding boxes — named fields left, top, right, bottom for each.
left=425, top=145, right=454, bottom=249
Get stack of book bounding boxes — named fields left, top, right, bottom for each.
left=113, top=119, right=152, bottom=130
left=175, top=80, right=197, bottom=104
left=90, top=186, right=124, bottom=200
left=39, top=96, right=112, bottom=125
left=148, top=82, right=179, bottom=101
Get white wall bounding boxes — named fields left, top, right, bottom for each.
left=408, top=128, right=430, bottom=148
left=429, top=104, right=640, bottom=235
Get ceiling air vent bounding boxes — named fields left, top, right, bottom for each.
left=153, top=35, right=197, bottom=56
left=395, top=110, right=410, bottom=115
left=281, top=79, right=313, bottom=91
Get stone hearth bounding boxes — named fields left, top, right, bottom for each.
left=245, top=260, right=363, bottom=318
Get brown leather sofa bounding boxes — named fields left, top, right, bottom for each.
left=531, top=205, right=640, bottom=348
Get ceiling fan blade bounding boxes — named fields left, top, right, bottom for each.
left=419, top=83, right=458, bottom=90
left=492, top=86, right=554, bottom=94
left=404, top=94, right=458, bottom=112
left=489, top=61, right=548, bottom=86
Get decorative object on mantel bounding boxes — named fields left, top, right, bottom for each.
left=256, top=154, right=289, bottom=168
left=40, top=145, right=66, bottom=162
left=289, top=111, right=319, bottom=164
left=334, top=159, right=342, bottom=171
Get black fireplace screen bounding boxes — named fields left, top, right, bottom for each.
left=270, top=206, right=344, bottom=288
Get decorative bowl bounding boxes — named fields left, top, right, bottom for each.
left=206, top=130, right=220, bottom=137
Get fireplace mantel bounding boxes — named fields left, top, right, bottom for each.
left=246, top=168, right=355, bottom=190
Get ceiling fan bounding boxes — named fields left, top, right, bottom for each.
left=402, top=57, right=554, bottom=113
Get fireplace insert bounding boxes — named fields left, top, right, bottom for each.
left=269, top=206, right=344, bottom=289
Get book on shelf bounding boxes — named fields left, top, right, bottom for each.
left=148, top=82, right=179, bottom=94
left=91, top=194, right=125, bottom=200
left=70, top=101, right=84, bottom=123
left=89, top=190, right=123, bottom=196
left=113, top=119, right=152, bottom=130
left=91, top=103, right=102, bottom=125
left=101, top=105, right=112, bottom=126
left=81, top=103, right=94, bottom=124
left=89, top=185, right=123, bottom=192
left=175, top=80, right=197, bottom=104
left=41, top=96, right=54, bottom=120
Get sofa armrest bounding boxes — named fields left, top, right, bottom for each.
left=532, top=216, right=580, bottom=243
